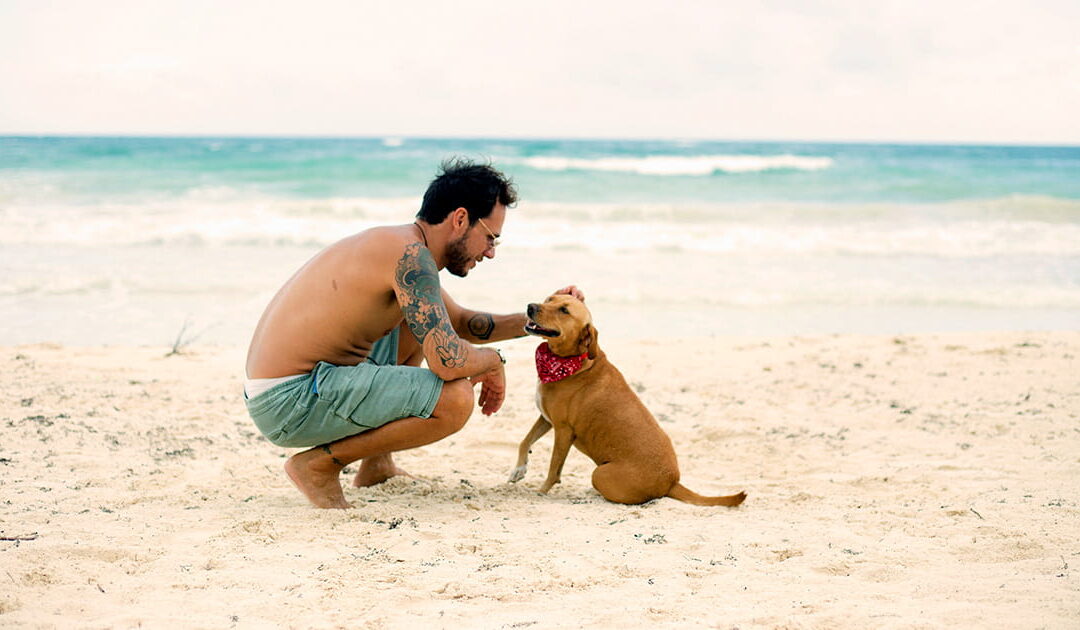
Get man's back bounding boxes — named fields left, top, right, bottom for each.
left=246, top=225, right=415, bottom=378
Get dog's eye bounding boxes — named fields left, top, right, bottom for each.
left=560, top=306, right=570, bottom=314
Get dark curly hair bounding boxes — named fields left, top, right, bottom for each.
left=416, top=157, right=517, bottom=224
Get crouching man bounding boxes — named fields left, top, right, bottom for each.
left=244, top=158, right=581, bottom=507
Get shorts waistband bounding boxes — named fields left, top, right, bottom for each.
left=244, top=371, right=315, bottom=414
left=244, top=374, right=306, bottom=399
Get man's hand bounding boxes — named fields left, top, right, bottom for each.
left=554, top=285, right=585, bottom=302
left=469, top=362, right=506, bottom=416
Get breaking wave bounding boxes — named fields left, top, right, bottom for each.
left=520, top=154, right=834, bottom=176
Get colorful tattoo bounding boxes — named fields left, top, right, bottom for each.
left=394, top=243, right=467, bottom=368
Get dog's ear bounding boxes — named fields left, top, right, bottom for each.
left=578, top=323, right=598, bottom=359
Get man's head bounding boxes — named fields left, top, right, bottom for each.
left=419, top=158, right=517, bottom=277
left=417, top=158, right=517, bottom=225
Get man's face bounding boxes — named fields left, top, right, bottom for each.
left=446, top=202, right=505, bottom=278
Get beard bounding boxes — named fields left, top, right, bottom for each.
left=445, top=235, right=474, bottom=278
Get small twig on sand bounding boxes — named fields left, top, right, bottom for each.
left=970, top=507, right=985, bottom=520
left=1, top=534, right=38, bottom=542
left=166, top=317, right=216, bottom=356
left=166, top=317, right=194, bottom=356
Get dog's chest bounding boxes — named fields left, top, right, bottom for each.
left=535, top=380, right=583, bottom=428
left=534, top=383, right=552, bottom=422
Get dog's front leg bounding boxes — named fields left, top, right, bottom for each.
left=509, top=416, right=552, bottom=483
left=538, top=427, right=574, bottom=494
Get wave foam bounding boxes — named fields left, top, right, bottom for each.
left=521, top=154, right=834, bottom=176
left=3, top=196, right=1079, bottom=258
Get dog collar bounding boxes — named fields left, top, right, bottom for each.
left=536, top=342, right=588, bottom=383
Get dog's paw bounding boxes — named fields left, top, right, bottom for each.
left=508, top=465, right=527, bottom=483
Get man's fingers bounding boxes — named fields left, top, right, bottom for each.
left=483, top=394, right=503, bottom=415
left=555, top=285, right=585, bottom=301
left=473, top=367, right=505, bottom=416
left=480, top=383, right=504, bottom=415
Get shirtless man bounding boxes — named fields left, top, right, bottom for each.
left=245, top=158, right=581, bottom=508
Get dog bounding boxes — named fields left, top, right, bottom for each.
left=508, top=293, right=746, bottom=507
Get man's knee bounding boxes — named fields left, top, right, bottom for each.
left=430, top=379, right=474, bottom=434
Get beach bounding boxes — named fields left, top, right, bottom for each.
left=3, top=331, right=1078, bottom=628
left=2, top=136, right=1079, bottom=627
left=4, top=0, right=1080, bottom=622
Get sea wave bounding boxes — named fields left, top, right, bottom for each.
left=519, top=154, right=834, bottom=175
left=521, top=195, right=1080, bottom=224
left=0, top=272, right=264, bottom=298
left=509, top=220, right=1080, bottom=257
left=6, top=266, right=1078, bottom=311
left=594, top=286, right=1080, bottom=310
left=3, top=195, right=1080, bottom=257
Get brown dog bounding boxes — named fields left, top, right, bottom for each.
left=508, top=293, right=746, bottom=507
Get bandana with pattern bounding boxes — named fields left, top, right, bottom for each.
left=535, top=342, right=588, bottom=383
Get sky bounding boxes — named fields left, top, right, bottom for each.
left=2, top=0, right=1078, bottom=144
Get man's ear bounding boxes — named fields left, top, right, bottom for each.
left=578, top=323, right=598, bottom=359
left=450, top=207, right=469, bottom=233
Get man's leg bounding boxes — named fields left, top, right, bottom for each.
left=351, top=321, right=431, bottom=487
left=285, top=377, right=473, bottom=508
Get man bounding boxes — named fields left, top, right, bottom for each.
left=245, top=158, right=581, bottom=508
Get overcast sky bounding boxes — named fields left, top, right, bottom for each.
left=2, top=0, right=1078, bottom=143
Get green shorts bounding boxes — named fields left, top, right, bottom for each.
left=244, top=328, right=444, bottom=448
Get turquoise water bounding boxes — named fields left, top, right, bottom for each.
left=1, top=136, right=1078, bottom=345
left=4, top=136, right=1079, bottom=204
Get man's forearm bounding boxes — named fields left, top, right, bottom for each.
left=419, top=328, right=504, bottom=381
left=461, top=312, right=528, bottom=343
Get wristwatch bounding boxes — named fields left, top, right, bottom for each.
left=493, top=348, right=506, bottom=364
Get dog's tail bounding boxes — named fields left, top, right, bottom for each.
left=667, top=483, right=746, bottom=507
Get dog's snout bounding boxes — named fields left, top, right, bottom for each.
left=527, top=303, right=539, bottom=318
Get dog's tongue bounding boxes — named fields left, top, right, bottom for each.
left=536, top=342, right=587, bottom=383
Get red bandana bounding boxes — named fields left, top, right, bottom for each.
left=535, top=342, right=588, bottom=383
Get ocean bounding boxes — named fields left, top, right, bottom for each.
left=1, top=136, right=1078, bottom=346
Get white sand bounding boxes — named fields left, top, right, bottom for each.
left=1, top=332, right=1078, bottom=628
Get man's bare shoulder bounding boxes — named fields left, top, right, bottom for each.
left=309, top=225, right=421, bottom=277
left=335, top=224, right=422, bottom=259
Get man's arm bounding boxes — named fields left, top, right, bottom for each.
left=442, top=285, right=586, bottom=344
left=441, top=290, right=528, bottom=344
left=393, top=243, right=503, bottom=381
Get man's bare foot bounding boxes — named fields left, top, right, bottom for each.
left=284, top=449, right=350, bottom=509
left=352, top=453, right=413, bottom=487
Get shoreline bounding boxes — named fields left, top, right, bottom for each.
left=2, top=331, right=1078, bottom=627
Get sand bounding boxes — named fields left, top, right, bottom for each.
left=1, top=331, right=1078, bottom=628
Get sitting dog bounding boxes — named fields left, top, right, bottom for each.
left=509, top=293, right=746, bottom=507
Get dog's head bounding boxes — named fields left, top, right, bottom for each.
left=524, top=293, right=598, bottom=359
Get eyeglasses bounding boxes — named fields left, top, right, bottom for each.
left=476, top=218, right=501, bottom=248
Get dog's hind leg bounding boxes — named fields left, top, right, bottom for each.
left=509, top=416, right=551, bottom=483
left=591, top=462, right=666, bottom=505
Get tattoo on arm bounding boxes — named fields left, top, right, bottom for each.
left=394, top=243, right=467, bottom=368
left=467, top=313, right=495, bottom=340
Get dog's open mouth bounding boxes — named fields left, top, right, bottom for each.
left=525, top=320, right=560, bottom=337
